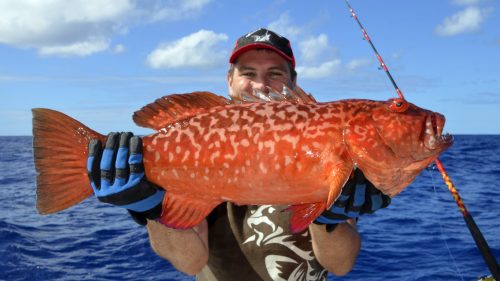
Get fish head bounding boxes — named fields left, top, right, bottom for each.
left=345, top=98, right=453, bottom=197
left=372, top=98, right=453, bottom=160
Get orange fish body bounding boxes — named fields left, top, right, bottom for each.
left=32, top=92, right=452, bottom=232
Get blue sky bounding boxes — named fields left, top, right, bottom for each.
left=1, top=0, right=499, bottom=135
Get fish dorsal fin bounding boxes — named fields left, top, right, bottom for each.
left=133, top=91, right=232, bottom=130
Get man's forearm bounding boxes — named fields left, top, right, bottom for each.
left=309, top=219, right=361, bottom=276
left=146, top=220, right=209, bottom=275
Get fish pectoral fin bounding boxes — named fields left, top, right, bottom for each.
left=326, top=163, right=354, bottom=209
left=288, top=202, right=326, bottom=234
left=159, top=192, right=220, bottom=229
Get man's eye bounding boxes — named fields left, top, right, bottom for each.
left=269, top=72, right=284, bottom=77
left=242, top=72, right=255, bottom=77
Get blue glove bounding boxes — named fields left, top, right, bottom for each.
left=315, top=169, right=391, bottom=231
left=87, top=132, right=165, bottom=225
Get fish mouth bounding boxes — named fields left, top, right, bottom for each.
left=423, top=113, right=453, bottom=150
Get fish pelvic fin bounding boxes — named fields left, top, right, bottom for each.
left=288, top=202, right=326, bottom=234
left=32, top=108, right=105, bottom=214
left=133, top=92, right=232, bottom=131
left=159, top=192, right=220, bottom=229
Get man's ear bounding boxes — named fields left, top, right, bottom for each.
left=227, top=71, right=233, bottom=87
left=227, top=72, right=235, bottom=99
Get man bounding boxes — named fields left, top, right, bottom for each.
left=87, top=28, right=390, bottom=281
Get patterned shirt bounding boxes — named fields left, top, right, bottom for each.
left=196, top=203, right=327, bottom=281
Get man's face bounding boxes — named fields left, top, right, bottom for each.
left=228, top=49, right=295, bottom=101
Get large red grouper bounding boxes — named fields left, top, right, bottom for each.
left=32, top=92, right=452, bottom=233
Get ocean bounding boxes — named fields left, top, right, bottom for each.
left=1, top=135, right=499, bottom=281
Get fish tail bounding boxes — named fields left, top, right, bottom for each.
left=32, top=108, right=105, bottom=214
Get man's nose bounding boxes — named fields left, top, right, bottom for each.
left=251, top=78, right=268, bottom=92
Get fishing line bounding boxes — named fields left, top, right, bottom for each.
left=428, top=166, right=466, bottom=281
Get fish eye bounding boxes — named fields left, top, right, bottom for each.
left=387, top=98, right=409, bottom=113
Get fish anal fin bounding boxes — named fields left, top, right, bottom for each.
left=133, top=92, right=232, bottom=131
left=288, top=202, right=326, bottom=234
left=159, top=192, right=220, bottom=229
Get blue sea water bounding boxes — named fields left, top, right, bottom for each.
left=1, top=135, right=499, bottom=281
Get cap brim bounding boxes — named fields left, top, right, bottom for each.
left=229, top=43, right=295, bottom=67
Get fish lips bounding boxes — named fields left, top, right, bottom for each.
left=423, top=113, right=453, bottom=152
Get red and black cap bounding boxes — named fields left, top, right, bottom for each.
left=229, top=28, right=295, bottom=68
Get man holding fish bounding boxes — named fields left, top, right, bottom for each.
left=87, top=28, right=391, bottom=280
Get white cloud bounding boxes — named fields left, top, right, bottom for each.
left=299, top=34, right=331, bottom=62
left=296, top=59, right=341, bottom=79
left=39, top=39, right=110, bottom=57
left=452, top=0, right=482, bottom=6
left=346, top=58, right=372, bottom=71
left=435, top=7, right=491, bottom=36
left=267, top=12, right=302, bottom=39
left=112, top=44, right=125, bottom=54
left=0, top=0, right=212, bottom=57
left=146, top=30, right=228, bottom=69
left=0, top=0, right=132, bottom=56
left=266, top=13, right=366, bottom=80
left=146, top=0, right=212, bottom=22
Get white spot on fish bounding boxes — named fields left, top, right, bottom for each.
left=285, top=155, right=292, bottom=166
left=296, top=162, right=303, bottom=171
left=190, top=173, right=195, bottom=179
left=172, top=169, right=179, bottom=178
left=282, top=135, right=299, bottom=149
left=264, top=140, right=275, bottom=154
left=276, top=110, right=286, bottom=120
left=155, top=152, right=160, bottom=162
left=210, top=151, right=220, bottom=164
left=168, top=152, right=174, bottom=162
left=227, top=124, right=240, bottom=132
left=181, top=150, right=190, bottom=163
left=219, top=110, right=228, bottom=118
left=241, top=139, right=250, bottom=147
left=259, top=162, right=268, bottom=174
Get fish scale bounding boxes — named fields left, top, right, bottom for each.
left=143, top=102, right=342, bottom=204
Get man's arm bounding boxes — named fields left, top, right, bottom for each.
left=87, top=132, right=209, bottom=275
left=309, top=220, right=360, bottom=276
left=311, top=169, right=391, bottom=275
left=146, top=219, right=209, bottom=275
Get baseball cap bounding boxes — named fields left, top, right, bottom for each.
left=229, top=28, right=295, bottom=68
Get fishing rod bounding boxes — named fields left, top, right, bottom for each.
left=343, top=0, right=500, bottom=279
